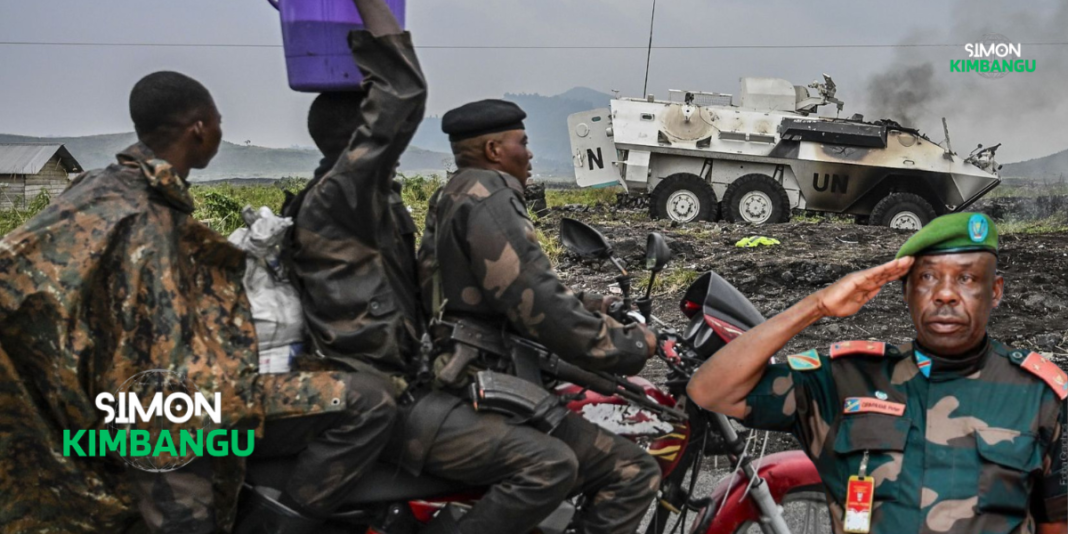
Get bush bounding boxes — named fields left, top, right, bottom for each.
left=399, top=174, right=444, bottom=239
left=0, top=190, right=51, bottom=236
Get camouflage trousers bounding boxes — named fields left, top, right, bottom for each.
left=421, top=406, right=661, bottom=534
left=130, top=372, right=398, bottom=532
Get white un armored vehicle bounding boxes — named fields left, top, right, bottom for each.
left=568, top=75, right=1002, bottom=228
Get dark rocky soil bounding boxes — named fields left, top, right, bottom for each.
left=547, top=207, right=1068, bottom=364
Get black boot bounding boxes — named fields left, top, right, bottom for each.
left=234, top=486, right=324, bottom=534
left=419, top=504, right=463, bottom=534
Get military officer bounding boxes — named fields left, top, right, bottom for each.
left=414, top=99, right=662, bottom=534
left=688, top=212, right=1066, bottom=534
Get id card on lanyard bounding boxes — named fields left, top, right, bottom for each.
left=844, top=451, right=875, bottom=534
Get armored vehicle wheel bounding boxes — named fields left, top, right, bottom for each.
left=723, top=174, right=791, bottom=224
left=871, top=193, right=936, bottom=230
left=650, top=174, right=719, bottom=223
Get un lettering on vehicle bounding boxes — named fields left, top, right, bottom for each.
left=813, top=173, right=849, bottom=194
left=588, top=147, right=604, bottom=170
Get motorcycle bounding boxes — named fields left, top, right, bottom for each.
left=236, top=218, right=830, bottom=534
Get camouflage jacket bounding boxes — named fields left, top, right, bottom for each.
left=287, top=31, right=427, bottom=375
left=0, top=144, right=349, bottom=533
left=0, top=144, right=258, bottom=532
left=417, top=168, right=649, bottom=376
left=744, top=337, right=1067, bottom=534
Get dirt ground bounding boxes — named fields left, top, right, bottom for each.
left=548, top=203, right=1068, bottom=364
left=543, top=197, right=1068, bottom=457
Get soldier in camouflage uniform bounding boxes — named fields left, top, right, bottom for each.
left=689, top=212, right=1066, bottom=534
left=249, top=0, right=431, bottom=524
left=0, top=72, right=351, bottom=534
left=414, top=99, right=662, bottom=534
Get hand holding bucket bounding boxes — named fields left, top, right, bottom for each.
left=267, top=0, right=407, bottom=92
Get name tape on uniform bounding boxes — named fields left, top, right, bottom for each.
left=843, top=397, right=906, bottom=416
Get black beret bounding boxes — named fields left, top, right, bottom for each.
left=441, top=99, right=527, bottom=142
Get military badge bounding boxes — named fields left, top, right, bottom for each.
left=914, top=351, right=932, bottom=378
left=968, top=213, right=989, bottom=243
left=787, top=349, right=821, bottom=371
left=830, top=341, right=886, bottom=359
left=1020, top=352, right=1068, bottom=400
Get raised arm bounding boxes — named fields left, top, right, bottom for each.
left=686, top=257, right=913, bottom=419
left=307, top=1, right=427, bottom=232
left=353, top=0, right=403, bottom=37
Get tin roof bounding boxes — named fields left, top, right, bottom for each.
left=0, top=144, right=83, bottom=175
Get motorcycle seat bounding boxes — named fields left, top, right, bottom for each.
left=245, top=456, right=478, bottom=504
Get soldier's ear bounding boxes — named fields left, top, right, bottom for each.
left=991, top=274, right=1004, bottom=308
left=190, top=120, right=205, bottom=143
left=484, top=138, right=502, bottom=164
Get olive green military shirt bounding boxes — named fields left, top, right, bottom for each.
left=743, top=339, right=1067, bottom=534
left=417, top=168, right=650, bottom=375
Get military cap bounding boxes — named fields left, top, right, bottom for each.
left=442, top=99, right=527, bottom=142
left=895, top=212, right=998, bottom=259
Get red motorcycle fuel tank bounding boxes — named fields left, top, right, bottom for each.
left=556, top=377, right=691, bottom=477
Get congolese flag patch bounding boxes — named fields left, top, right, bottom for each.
left=787, top=349, right=821, bottom=371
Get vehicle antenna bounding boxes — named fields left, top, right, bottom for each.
left=942, top=117, right=954, bottom=155
left=642, top=0, right=657, bottom=98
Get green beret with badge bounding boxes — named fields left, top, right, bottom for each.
left=895, top=212, right=998, bottom=259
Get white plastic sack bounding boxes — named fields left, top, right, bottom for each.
left=228, top=206, right=304, bottom=374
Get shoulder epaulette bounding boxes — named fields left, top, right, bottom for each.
left=1016, top=352, right=1068, bottom=400
left=830, top=340, right=887, bottom=359
left=787, top=349, right=822, bottom=371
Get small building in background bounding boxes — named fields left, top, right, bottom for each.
left=0, top=144, right=83, bottom=209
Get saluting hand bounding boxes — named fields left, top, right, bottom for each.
left=814, top=257, right=914, bottom=318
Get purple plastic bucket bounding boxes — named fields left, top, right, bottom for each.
left=268, top=0, right=407, bottom=92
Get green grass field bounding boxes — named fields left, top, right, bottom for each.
left=987, top=180, right=1068, bottom=198
left=1, top=178, right=1063, bottom=240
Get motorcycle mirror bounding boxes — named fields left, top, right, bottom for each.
left=560, top=218, right=613, bottom=260
left=644, top=233, right=671, bottom=273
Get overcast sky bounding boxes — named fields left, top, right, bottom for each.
left=1, top=0, right=1064, bottom=162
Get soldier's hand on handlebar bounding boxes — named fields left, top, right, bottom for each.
left=638, top=323, right=658, bottom=358
left=600, top=295, right=622, bottom=315
left=814, top=257, right=914, bottom=318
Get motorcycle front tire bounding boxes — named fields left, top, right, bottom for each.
left=731, top=485, right=831, bottom=534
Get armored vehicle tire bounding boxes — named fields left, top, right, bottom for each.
left=650, top=174, right=720, bottom=223
left=871, top=193, right=936, bottom=230
left=723, top=174, right=791, bottom=224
